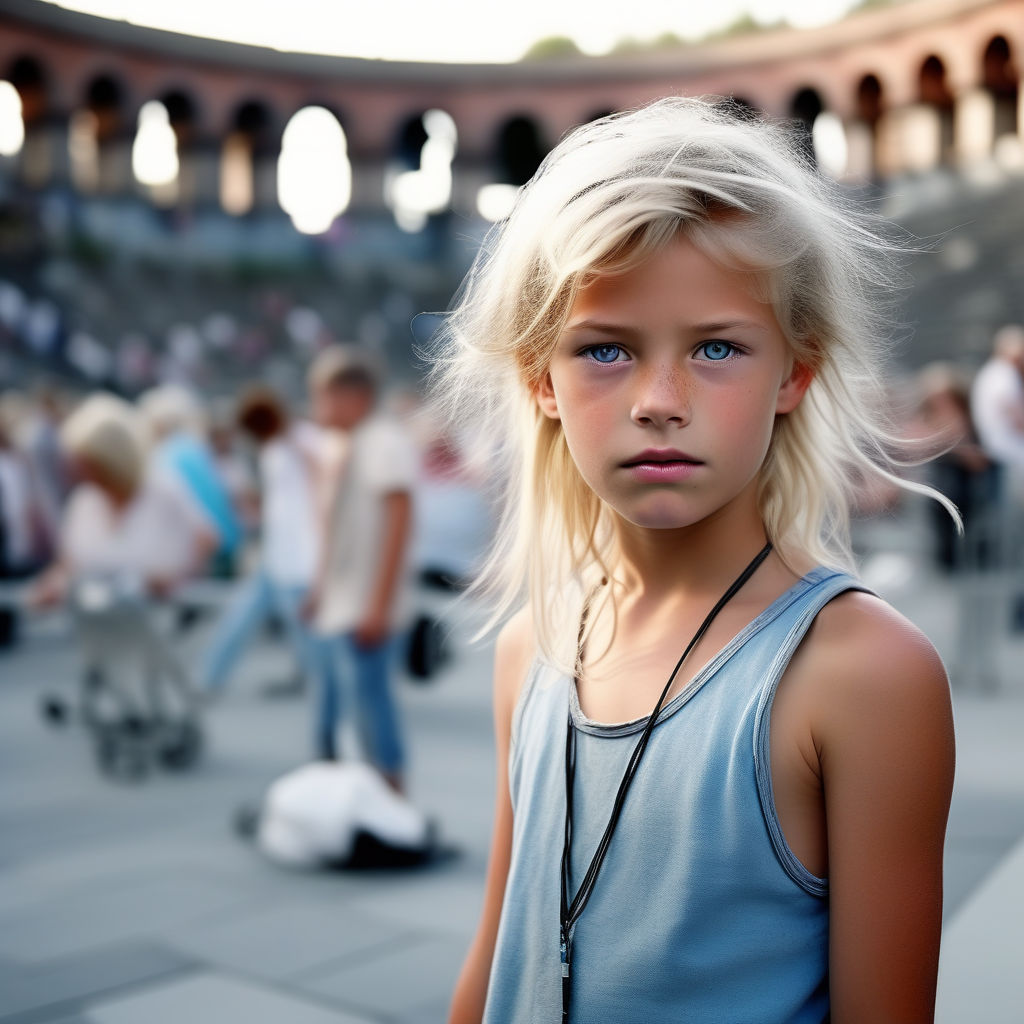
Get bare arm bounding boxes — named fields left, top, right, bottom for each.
left=355, top=489, right=412, bottom=647
left=448, top=608, right=534, bottom=1024
left=302, top=438, right=348, bottom=622
left=814, top=594, right=955, bottom=1023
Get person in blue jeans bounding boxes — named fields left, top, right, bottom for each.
left=199, top=386, right=326, bottom=697
left=304, top=345, right=417, bottom=794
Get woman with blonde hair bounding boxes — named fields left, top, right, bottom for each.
left=438, top=97, right=956, bottom=1023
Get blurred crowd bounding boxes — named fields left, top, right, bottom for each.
left=0, top=344, right=494, bottom=788
left=0, top=322, right=1022, bottom=772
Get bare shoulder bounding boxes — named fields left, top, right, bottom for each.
left=796, top=589, right=954, bottom=760
left=493, top=606, right=537, bottom=719
left=806, top=589, right=948, bottom=696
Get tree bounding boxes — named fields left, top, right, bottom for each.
left=521, top=36, right=582, bottom=61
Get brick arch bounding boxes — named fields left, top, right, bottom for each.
left=157, top=87, right=201, bottom=144
left=228, top=97, right=279, bottom=152
left=493, top=112, right=548, bottom=186
left=5, top=53, right=48, bottom=123
left=83, top=70, right=132, bottom=141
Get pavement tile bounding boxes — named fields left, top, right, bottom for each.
left=0, top=942, right=191, bottom=1020
left=0, top=876, right=251, bottom=963
left=296, top=934, right=466, bottom=1019
left=162, top=901, right=413, bottom=982
left=394, top=997, right=451, bottom=1024
left=82, top=972, right=377, bottom=1024
left=344, top=871, right=482, bottom=939
left=936, top=836, right=1024, bottom=1024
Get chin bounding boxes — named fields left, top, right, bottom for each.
left=614, top=500, right=705, bottom=532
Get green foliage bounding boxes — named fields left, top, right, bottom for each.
left=849, top=0, right=897, bottom=11
left=611, top=31, right=685, bottom=55
left=521, top=35, right=582, bottom=61
left=701, top=14, right=789, bottom=42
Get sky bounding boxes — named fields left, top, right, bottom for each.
left=40, top=0, right=865, bottom=63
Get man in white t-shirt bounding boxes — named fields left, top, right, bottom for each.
left=305, top=345, right=417, bottom=792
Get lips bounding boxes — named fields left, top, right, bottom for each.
left=621, top=448, right=704, bottom=483
left=621, top=448, right=703, bottom=468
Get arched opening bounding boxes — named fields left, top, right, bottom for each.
left=982, top=35, right=1018, bottom=140
left=849, top=73, right=884, bottom=179
left=789, top=86, right=824, bottom=165
left=5, top=56, right=48, bottom=182
left=477, top=114, right=547, bottom=222
left=71, top=73, right=128, bottom=193
left=160, top=89, right=198, bottom=148
left=918, top=55, right=955, bottom=164
left=160, top=89, right=200, bottom=205
left=221, top=99, right=271, bottom=216
left=857, top=74, right=883, bottom=125
left=385, top=109, right=457, bottom=232
left=497, top=114, right=546, bottom=186
left=131, top=100, right=179, bottom=204
left=8, top=55, right=46, bottom=114
left=277, top=105, right=351, bottom=234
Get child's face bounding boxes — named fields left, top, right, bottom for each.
left=536, top=235, right=810, bottom=533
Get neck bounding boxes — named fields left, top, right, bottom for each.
left=612, top=501, right=769, bottom=605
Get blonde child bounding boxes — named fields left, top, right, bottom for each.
left=436, top=98, right=956, bottom=1023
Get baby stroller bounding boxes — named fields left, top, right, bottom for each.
left=40, top=572, right=204, bottom=781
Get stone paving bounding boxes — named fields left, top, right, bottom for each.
left=1, top=505, right=1023, bottom=1022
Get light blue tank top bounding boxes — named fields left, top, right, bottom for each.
left=484, top=567, right=864, bottom=1024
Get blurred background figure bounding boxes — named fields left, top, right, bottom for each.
left=970, top=324, right=1024, bottom=504
left=914, top=362, right=997, bottom=572
left=30, top=392, right=216, bottom=605
left=19, top=383, right=72, bottom=566
left=411, top=423, right=493, bottom=592
left=306, top=345, right=417, bottom=793
left=198, top=383, right=325, bottom=700
left=139, top=384, right=244, bottom=579
left=970, top=324, right=1024, bottom=632
left=0, top=393, right=43, bottom=585
left=27, top=392, right=214, bottom=780
left=206, top=395, right=259, bottom=533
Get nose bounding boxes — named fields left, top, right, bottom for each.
left=630, top=362, right=690, bottom=428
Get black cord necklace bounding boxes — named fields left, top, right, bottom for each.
left=558, top=541, right=773, bottom=1023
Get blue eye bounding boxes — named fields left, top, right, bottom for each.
left=586, top=344, right=624, bottom=364
left=698, top=341, right=735, bottom=361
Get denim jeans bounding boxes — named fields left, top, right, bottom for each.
left=314, top=632, right=404, bottom=776
left=199, top=570, right=318, bottom=692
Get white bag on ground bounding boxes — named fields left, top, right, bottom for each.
left=257, top=761, right=430, bottom=868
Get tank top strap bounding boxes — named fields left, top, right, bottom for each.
left=752, top=569, right=872, bottom=894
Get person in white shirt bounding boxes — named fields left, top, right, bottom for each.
left=30, top=392, right=216, bottom=606
left=198, top=385, right=325, bottom=696
left=305, top=345, right=417, bottom=793
left=970, top=324, right=1024, bottom=499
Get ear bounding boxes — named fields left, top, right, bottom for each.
left=776, top=361, right=813, bottom=415
left=535, top=371, right=561, bottom=421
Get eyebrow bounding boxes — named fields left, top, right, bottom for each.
left=562, top=320, right=641, bottom=337
left=563, top=318, right=768, bottom=335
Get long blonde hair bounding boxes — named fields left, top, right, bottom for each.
left=429, top=96, right=955, bottom=668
